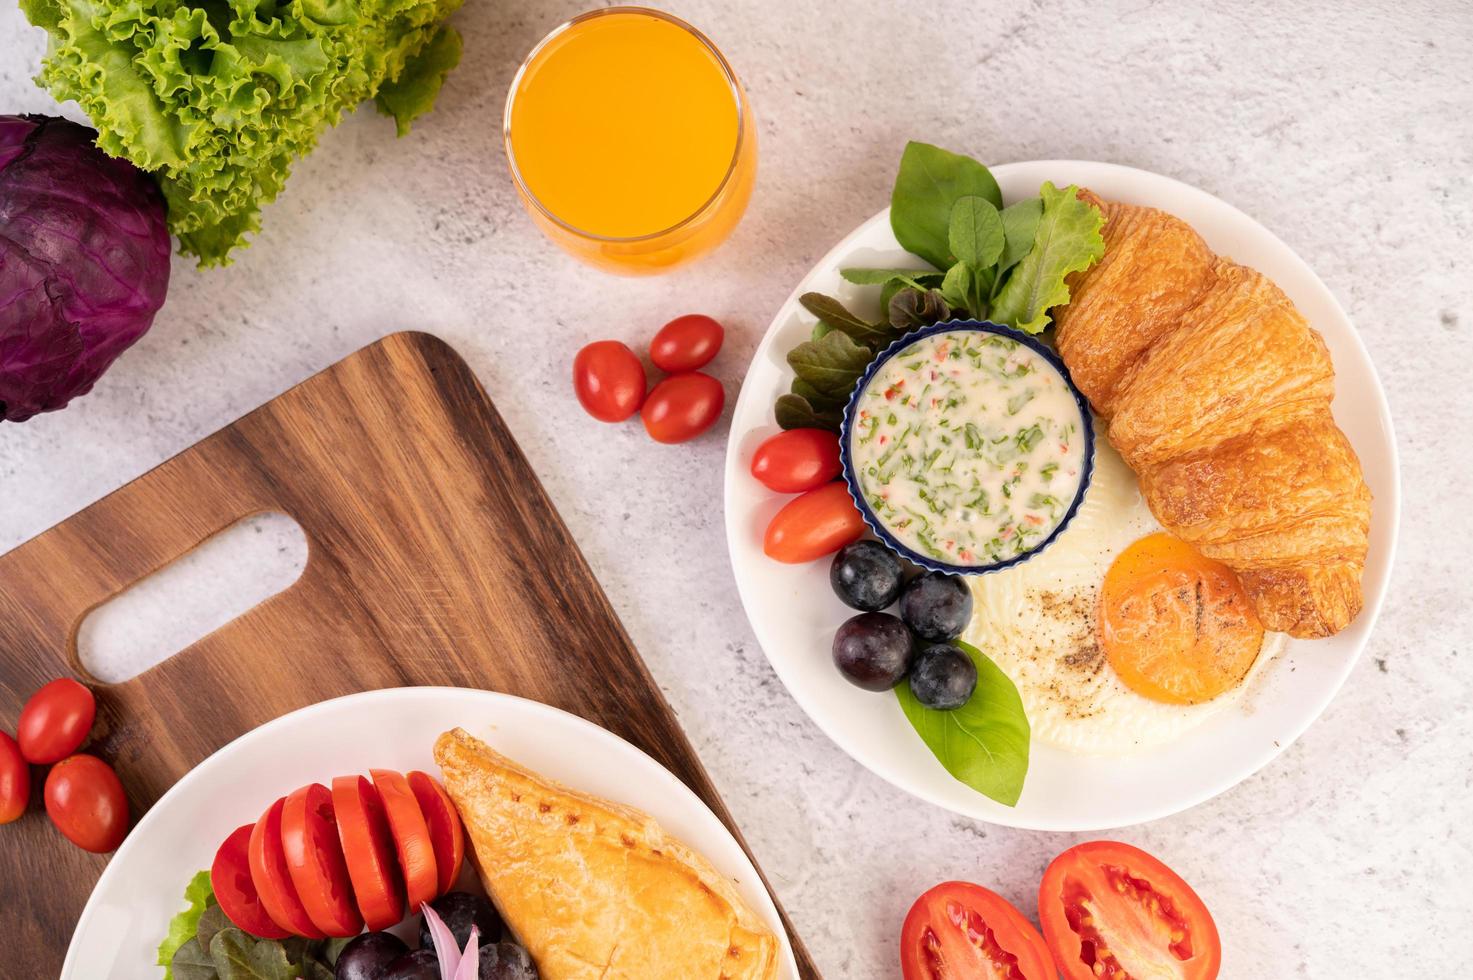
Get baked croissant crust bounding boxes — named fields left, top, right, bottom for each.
left=1054, top=192, right=1371, bottom=638
left=434, top=728, right=780, bottom=980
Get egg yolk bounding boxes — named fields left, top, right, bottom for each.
left=1098, top=532, right=1264, bottom=705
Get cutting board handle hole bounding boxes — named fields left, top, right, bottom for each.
left=75, top=512, right=309, bottom=683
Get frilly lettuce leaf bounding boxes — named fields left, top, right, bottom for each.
left=21, top=0, right=464, bottom=266
left=989, top=181, right=1105, bottom=333
left=156, top=870, right=213, bottom=980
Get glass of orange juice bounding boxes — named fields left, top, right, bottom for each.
left=504, top=7, right=757, bottom=275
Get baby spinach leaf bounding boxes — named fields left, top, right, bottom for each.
left=158, top=871, right=215, bottom=980
left=195, top=902, right=229, bottom=954
left=786, top=329, right=874, bottom=399
left=990, top=182, right=1105, bottom=333
left=996, top=197, right=1044, bottom=279
left=839, top=267, right=940, bottom=287
left=891, top=141, right=1002, bottom=270
left=211, top=928, right=293, bottom=980
left=171, top=939, right=219, bottom=980
left=897, top=639, right=1031, bottom=806
left=948, top=196, right=1004, bottom=270
left=791, top=378, right=843, bottom=409
left=799, top=292, right=897, bottom=348
left=775, top=393, right=843, bottom=432
left=940, top=263, right=974, bottom=314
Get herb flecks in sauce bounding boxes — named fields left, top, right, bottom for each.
left=851, top=330, right=1085, bottom=566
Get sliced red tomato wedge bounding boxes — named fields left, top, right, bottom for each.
left=281, top=782, right=363, bottom=936
left=332, top=774, right=406, bottom=930
left=371, top=769, right=438, bottom=912
left=212, top=824, right=290, bottom=939
left=407, top=770, right=464, bottom=896
left=248, top=797, right=325, bottom=938
left=901, top=881, right=1056, bottom=980
left=1039, top=841, right=1221, bottom=980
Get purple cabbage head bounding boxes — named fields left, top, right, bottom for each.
left=0, top=114, right=170, bottom=422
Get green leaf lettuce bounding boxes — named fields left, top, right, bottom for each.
left=157, top=871, right=214, bottom=980
left=990, top=182, right=1105, bottom=333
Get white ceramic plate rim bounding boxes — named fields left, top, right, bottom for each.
left=723, top=159, right=1400, bottom=831
left=62, top=687, right=799, bottom=978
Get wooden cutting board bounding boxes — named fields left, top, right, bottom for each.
left=0, top=331, right=821, bottom=978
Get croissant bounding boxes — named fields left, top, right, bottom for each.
left=1053, top=192, right=1371, bottom=638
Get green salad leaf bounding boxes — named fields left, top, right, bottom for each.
left=839, top=267, right=942, bottom=288
left=990, top=182, right=1106, bottom=332
left=787, top=329, right=874, bottom=401
left=211, top=928, right=293, bottom=980
left=948, top=196, right=1004, bottom=270
left=158, top=871, right=214, bottom=980
left=997, top=197, right=1044, bottom=279
left=890, top=141, right=1003, bottom=270
left=798, top=292, right=898, bottom=348
left=20, top=0, right=465, bottom=265
left=897, top=640, right=1031, bottom=806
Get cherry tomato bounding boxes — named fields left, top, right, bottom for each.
left=0, top=731, right=28, bottom=824
left=1040, top=841, right=1221, bottom=980
left=650, top=314, right=724, bottom=373
left=212, top=824, right=291, bottom=938
left=901, top=881, right=1056, bottom=980
left=573, top=340, right=647, bottom=423
left=332, top=774, right=406, bottom=930
left=18, top=677, right=96, bottom=764
left=43, top=754, right=127, bottom=853
left=282, top=783, right=363, bottom=936
left=751, top=428, right=843, bottom=493
left=763, top=482, right=866, bottom=563
left=641, top=372, right=725, bottom=444
left=408, top=770, right=464, bottom=896
left=371, top=769, right=439, bottom=911
left=249, top=796, right=325, bottom=938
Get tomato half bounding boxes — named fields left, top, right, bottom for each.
left=249, top=796, right=325, bottom=938
left=0, top=731, right=27, bottom=824
left=650, top=314, right=724, bottom=373
left=212, top=824, right=290, bottom=938
left=573, top=340, right=647, bottom=422
left=641, top=372, right=725, bottom=444
left=281, top=783, right=363, bottom=936
left=332, top=774, right=406, bottom=930
left=43, top=754, right=128, bottom=853
left=371, top=769, right=439, bottom=911
left=750, top=428, right=844, bottom=493
left=763, top=481, right=866, bottom=563
left=18, top=678, right=96, bottom=764
left=408, top=770, right=464, bottom=896
left=901, top=881, right=1055, bottom=980
left=1039, top=841, right=1221, bottom=980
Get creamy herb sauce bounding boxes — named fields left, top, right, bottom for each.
left=850, top=331, right=1086, bottom=567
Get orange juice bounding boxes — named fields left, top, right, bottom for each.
left=505, top=8, right=756, bottom=274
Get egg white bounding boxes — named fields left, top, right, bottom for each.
left=963, top=426, right=1284, bottom=757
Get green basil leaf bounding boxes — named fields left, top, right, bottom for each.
left=775, top=393, right=843, bottom=432
left=990, top=182, right=1105, bottom=334
left=211, top=929, right=294, bottom=980
left=786, top=329, right=874, bottom=399
left=948, top=196, right=1004, bottom=270
left=896, top=639, right=1031, bottom=806
left=890, top=141, right=1002, bottom=270
left=799, top=292, right=897, bottom=348
left=158, top=871, right=214, bottom=980
left=171, top=939, right=219, bottom=980
left=996, top=197, right=1044, bottom=279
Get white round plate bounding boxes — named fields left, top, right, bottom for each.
left=724, top=160, right=1399, bottom=831
left=63, top=687, right=800, bottom=978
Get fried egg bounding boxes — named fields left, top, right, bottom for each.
left=963, top=429, right=1284, bottom=756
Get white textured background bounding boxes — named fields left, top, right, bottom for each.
left=3, top=1, right=1471, bottom=975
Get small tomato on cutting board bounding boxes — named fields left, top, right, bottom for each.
left=751, top=428, right=843, bottom=493
left=18, top=677, right=95, bottom=764
left=43, top=754, right=127, bottom=853
left=573, top=340, right=647, bottom=423
left=901, top=881, right=1055, bottom=980
left=1039, top=841, right=1220, bottom=980
left=212, top=823, right=290, bottom=938
left=650, top=314, right=724, bottom=373
left=0, top=731, right=30, bottom=824
left=764, top=482, right=866, bottom=563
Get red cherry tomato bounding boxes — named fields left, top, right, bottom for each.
left=641, top=372, right=725, bottom=444
left=212, top=824, right=290, bottom=938
left=408, top=770, right=464, bottom=896
left=249, top=796, right=325, bottom=938
left=332, top=774, right=406, bottom=930
left=281, top=783, right=363, bottom=936
left=573, top=340, right=647, bottom=423
left=0, top=731, right=29, bottom=824
left=1040, top=841, right=1221, bottom=980
left=751, top=428, right=843, bottom=493
left=18, top=677, right=96, bottom=764
left=763, top=482, right=866, bottom=563
left=650, top=314, right=724, bottom=373
left=901, top=881, right=1056, bottom=980
left=371, top=769, right=439, bottom=911
left=43, top=754, right=127, bottom=853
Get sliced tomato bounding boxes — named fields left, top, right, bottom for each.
left=332, top=774, right=406, bottom=930
left=901, top=881, right=1055, bottom=980
left=408, top=770, right=464, bottom=896
left=281, top=783, right=363, bottom=936
left=371, top=769, right=438, bottom=912
left=1039, top=841, right=1221, bottom=980
left=248, top=797, right=325, bottom=938
left=212, top=824, right=290, bottom=938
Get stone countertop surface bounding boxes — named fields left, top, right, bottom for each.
left=3, top=0, right=1470, bottom=975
